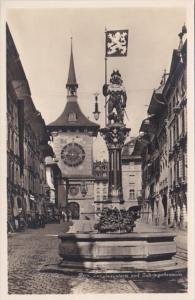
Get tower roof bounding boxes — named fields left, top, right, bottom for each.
left=47, top=100, right=100, bottom=135
left=66, top=38, right=78, bottom=90
left=47, top=39, right=99, bottom=136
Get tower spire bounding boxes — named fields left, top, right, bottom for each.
left=178, top=24, right=187, bottom=51
left=66, top=37, right=78, bottom=96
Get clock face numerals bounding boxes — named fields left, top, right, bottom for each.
left=61, top=143, right=85, bottom=167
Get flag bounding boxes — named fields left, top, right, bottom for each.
left=105, top=30, right=128, bottom=57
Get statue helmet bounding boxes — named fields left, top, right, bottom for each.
left=110, top=69, right=123, bottom=84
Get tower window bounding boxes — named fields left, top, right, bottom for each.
left=68, top=113, right=77, bottom=122
left=129, top=189, right=135, bottom=200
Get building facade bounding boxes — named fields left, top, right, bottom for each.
left=139, top=26, right=187, bottom=228
left=93, top=160, right=108, bottom=214
left=7, top=24, right=53, bottom=229
left=45, top=156, right=63, bottom=216
left=47, top=42, right=99, bottom=220
left=166, top=35, right=187, bottom=227
left=121, top=138, right=142, bottom=209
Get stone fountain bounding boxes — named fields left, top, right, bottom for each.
left=57, top=70, right=178, bottom=274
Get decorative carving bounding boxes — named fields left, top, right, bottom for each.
left=69, top=185, right=79, bottom=196
left=100, top=125, right=130, bottom=149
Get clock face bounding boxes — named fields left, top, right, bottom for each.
left=61, top=143, right=85, bottom=167
left=69, top=185, right=79, bottom=196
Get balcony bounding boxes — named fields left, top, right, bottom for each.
left=173, top=104, right=181, bottom=114
left=178, top=132, right=187, bottom=147
left=169, top=185, right=173, bottom=194
left=180, top=97, right=187, bottom=108
left=169, top=150, right=174, bottom=160
left=173, top=142, right=180, bottom=153
left=173, top=180, right=181, bottom=192
left=180, top=178, right=187, bottom=191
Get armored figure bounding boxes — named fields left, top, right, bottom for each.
left=103, top=69, right=127, bottom=124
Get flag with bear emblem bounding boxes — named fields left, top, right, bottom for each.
left=106, top=30, right=128, bottom=57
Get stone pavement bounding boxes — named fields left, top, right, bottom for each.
left=136, top=222, right=187, bottom=262
left=135, top=222, right=187, bottom=250
left=8, top=222, right=136, bottom=294
left=8, top=221, right=187, bottom=294
left=8, top=223, right=72, bottom=294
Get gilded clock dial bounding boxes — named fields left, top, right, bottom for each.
left=61, top=143, right=85, bottom=167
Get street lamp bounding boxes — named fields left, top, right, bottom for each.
left=93, top=93, right=100, bottom=121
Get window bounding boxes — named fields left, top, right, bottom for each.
left=176, top=161, right=179, bottom=182
left=170, top=167, right=172, bottom=186
left=173, top=95, right=176, bottom=109
left=7, top=127, right=10, bottom=149
left=176, top=117, right=179, bottom=140
left=12, top=132, right=14, bottom=151
left=170, top=128, right=172, bottom=149
left=129, top=189, right=135, bottom=200
left=68, top=113, right=77, bottom=122
left=11, top=163, right=14, bottom=183
left=182, top=110, right=185, bottom=134
left=175, top=89, right=179, bottom=104
left=182, top=154, right=186, bottom=180
left=173, top=124, right=175, bottom=143
left=17, top=198, right=22, bottom=209
left=103, top=188, right=107, bottom=194
left=181, top=74, right=186, bottom=96
left=168, top=102, right=172, bottom=117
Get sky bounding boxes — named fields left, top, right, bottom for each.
left=6, top=6, right=186, bottom=160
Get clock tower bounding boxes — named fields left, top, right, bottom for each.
left=47, top=40, right=99, bottom=220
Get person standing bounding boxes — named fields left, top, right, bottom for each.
left=62, top=211, right=65, bottom=222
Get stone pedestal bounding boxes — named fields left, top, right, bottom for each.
left=100, top=123, right=130, bottom=205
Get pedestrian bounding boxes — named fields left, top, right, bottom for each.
left=62, top=211, right=65, bottom=222
left=27, top=214, right=32, bottom=228
left=14, top=216, right=19, bottom=231
left=40, top=214, right=45, bottom=228
left=67, top=210, right=70, bottom=222
left=59, top=208, right=62, bottom=220
left=35, top=212, right=39, bottom=228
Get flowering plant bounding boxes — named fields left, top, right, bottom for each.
left=94, top=207, right=139, bottom=233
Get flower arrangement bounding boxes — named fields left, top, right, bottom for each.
left=94, top=207, right=140, bottom=233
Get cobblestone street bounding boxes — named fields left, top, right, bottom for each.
left=8, top=223, right=71, bottom=294
left=8, top=222, right=187, bottom=294
left=8, top=222, right=137, bottom=294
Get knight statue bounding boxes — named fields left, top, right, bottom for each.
left=103, top=69, right=127, bottom=125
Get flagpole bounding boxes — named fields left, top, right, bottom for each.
left=104, top=27, right=107, bottom=126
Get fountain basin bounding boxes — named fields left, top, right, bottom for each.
left=58, top=232, right=177, bottom=272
